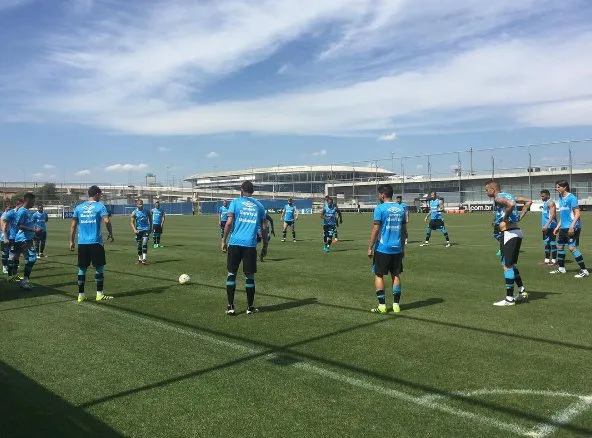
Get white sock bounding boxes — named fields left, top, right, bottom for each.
left=544, top=258, right=550, bottom=263
left=142, top=253, right=147, bottom=260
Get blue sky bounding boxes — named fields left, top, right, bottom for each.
left=1, top=0, right=592, bottom=185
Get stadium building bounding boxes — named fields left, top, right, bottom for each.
left=184, top=165, right=393, bottom=200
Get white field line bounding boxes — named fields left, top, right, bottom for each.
left=82, top=303, right=535, bottom=437
left=528, top=396, right=592, bottom=438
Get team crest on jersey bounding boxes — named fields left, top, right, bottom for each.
left=82, top=204, right=95, bottom=213
left=243, top=201, right=256, bottom=209
left=387, top=206, right=402, bottom=214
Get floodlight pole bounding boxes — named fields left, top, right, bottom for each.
left=401, top=158, right=405, bottom=198
left=568, top=143, right=573, bottom=189
left=528, top=149, right=533, bottom=200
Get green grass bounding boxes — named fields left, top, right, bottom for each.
left=1, top=212, right=591, bottom=438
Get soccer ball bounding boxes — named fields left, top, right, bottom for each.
left=178, top=274, right=191, bottom=285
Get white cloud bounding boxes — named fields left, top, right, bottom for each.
left=43, top=164, right=55, bottom=169
left=378, top=132, right=397, bottom=141
left=32, top=172, right=44, bottom=179
left=312, top=149, right=328, bottom=156
left=67, top=0, right=93, bottom=15
left=158, top=146, right=170, bottom=153
left=277, top=64, right=289, bottom=75
left=75, top=169, right=91, bottom=176
left=206, top=151, right=218, bottom=159
left=0, top=0, right=31, bottom=12
left=104, top=163, right=149, bottom=172
left=6, top=0, right=592, bottom=136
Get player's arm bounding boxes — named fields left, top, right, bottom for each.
left=218, top=209, right=222, bottom=225
left=367, top=221, right=381, bottom=258
left=570, top=206, right=581, bottom=234
left=294, top=208, right=299, bottom=220
left=267, top=215, right=275, bottom=235
left=337, top=208, right=343, bottom=224
left=438, top=199, right=445, bottom=213
left=260, top=216, right=268, bottom=256
left=45, top=213, right=49, bottom=223
left=495, top=196, right=516, bottom=228
left=103, top=215, right=114, bottom=242
left=1, top=216, right=8, bottom=241
left=69, top=218, right=78, bottom=250
left=542, top=200, right=556, bottom=230
left=130, top=211, right=137, bottom=234
left=18, top=215, right=36, bottom=233
left=221, top=213, right=233, bottom=252
left=515, top=196, right=532, bottom=220
left=161, top=210, right=166, bottom=226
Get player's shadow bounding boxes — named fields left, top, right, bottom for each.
left=401, top=297, right=444, bottom=311
left=0, top=360, right=124, bottom=438
left=519, top=291, right=561, bottom=303
left=262, top=258, right=293, bottom=262
left=148, top=259, right=183, bottom=265
left=259, top=297, right=317, bottom=313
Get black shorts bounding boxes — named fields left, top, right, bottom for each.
left=135, top=230, right=150, bottom=242
left=323, top=225, right=336, bottom=240
left=557, top=228, right=581, bottom=247
left=429, top=219, right=445, bottom=230
left=220, top=221, right=227, bottom=231
left=501, top=229, right=522, bottom=266
left=153, top=224, right=163, bottom=234
left=11, top=240, right=33, bottom=254
left=34, top=231, right=47, bottom=242
left=542, top=228, right=557, bottom=243
left=1, top=241, right=7, bottom=257
left=227, top=245, right=257, bottom=274
left=373, top=251, right=403, bottom=276
left=78, top=244, right=106, bottom=268
left=284, top=220, right=295, bottom=228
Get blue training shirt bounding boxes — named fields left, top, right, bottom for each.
left=283, top=204, right=296, bottom=222
left=429, top=199, right=443, bottom=220
left=73, top=201, right=109, bottom=244
left=4, top=209, right=18, bottom=240
left=0, top=212, right=6, bottom=240
left=373, top=201, right=405, bottom=254
left=558, top=193, right=581, bottom=229
left=134, top=208, right=151, bottom=231
left=219, top=205, right=229, bottom=222
left=494, top=192, right=520, bottom=225
left=323, top=205, right=337, bottom=226
left=15, top=207, right=35, bottom=242
left=33, top=211, right=49, bottom=232
left=228, top=197, right=265, bottom=248
left=541, top=199, right=557, bottom=229
left=151, top=207, right=164, bottom=226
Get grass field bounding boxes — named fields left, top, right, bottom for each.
left=1, top=211, right=591, bottom=438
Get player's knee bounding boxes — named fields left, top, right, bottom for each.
left=78, top=267, right=88, bottom=276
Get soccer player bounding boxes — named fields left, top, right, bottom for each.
left=396, top=195, right=409, bottom=244
left=550, top=180, right=588, bottom=278
left=2, top=200, right=24, bottom=281
left=485, top=180, right=531, bottom=306
left=281, top=198, right=298, bottom=242
left=420, top=192, right=451, bottom=247
left=540, top=189, right=558, bottom=266
left=151, top=200, right=166, bottom=248
left=32, top=204, right=49, bottom=257
left=333, top=204, right=343, bottom=242
left=368, top=184, right=406, bottom=314
left=131, top=199, right=152, bottom=264
left=219, top=200, right=229, bottom=238
left=1, top=204, right=12, bottom=275
left=13, top=193, right=41, bottom=289
left=258, top=211, right=275, bottom=262
left=221, top=181, right=267, bottom=315
left=321, top=197, right=338, bottom=253
left=69, top=185, right=114, bottom=302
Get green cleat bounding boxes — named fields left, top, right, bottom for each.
left=96, top=292, right=114, bottom=302
left=153, top=244, right=158, bottom=249
left=77, top=294, right=86, bottom=303
left=371, top=305, right=387, bottom=314
left=158, top=244, right=165, bottom=248
left=496, top=249, right=502, bottom=257
left=392, top=303, right=401, bottom=313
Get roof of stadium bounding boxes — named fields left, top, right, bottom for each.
left=185, top=165, right=393, bottom=181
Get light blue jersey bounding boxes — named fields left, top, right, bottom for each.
left=15, top=207, right=35, bottom=242
left=4, top=209, right=18, bottom=240
left=134, top=208, right=151, bottom=231
left=323, top=205, right=337, bottom=226
left=283, top=204, right=296, bottom=222
left=373, top=202, right=406, bottom=254
left=558, top=193, right=581, bottom=229
left=151, top=208, right=164, bottom=226
left=541, top=199, right=557, bottom=229
left=73, top=201, right=108, bottom=244
left=228, top=197, right=265, bottom=248
left=0, top=212, right=5, bottom=241
left=494, top=192, right=520, bottom=225
left=219, top=205, right=229, bottom=222
left=429, top=199, right=443, bottom=220
left=33, top=211, right=49, bottom=232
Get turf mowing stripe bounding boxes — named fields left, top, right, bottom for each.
left=528, top=396, right=592, bottom=438
left=80, top=301, right=536, bottom=437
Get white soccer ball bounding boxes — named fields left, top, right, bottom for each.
left=178, top=274, right=191, bottom=285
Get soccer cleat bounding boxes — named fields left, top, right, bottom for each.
left=158, top=245, right=165, bottom=248
left=281, top=238, right=286, bottom=242
left=19, top=280, right=33, bottom=290
left=153, top=244, right=158, bottom=249
left=575, top=269, right=590, bottom=278
left=259, top=253, right=264, bottom=262
left=95, top=292, right=114, bottom=301
left=323, top=245, right=330, bottom=253
left=516, top=287, right=528, bottom=302
left=246, top=307, right=259, bottom=315
left=293, top=239, right=297, bottom=243
left=140, top=259, right=147, bottom=265
left=392, top=303, right=401, bottom=313
left=551, top=259, right=557, bottom=265
left=15, top=274, right=23, bottom=281
left=371, top=305, right=387, bottom=314
left=225, top=305, right=236, bottom=316
left=77, top=294, right=86, bottom=303
left=544, top=258, right=550, bottom=264
left=39, top=253, right=44, bottom=258
left=405, top=239, right=408, bottom=245
left=549, top=268, right=566, bottom=274
left=496, top=249, right=502, bottom=257
left=420, top=242, right=429, bottom=247
left=333, top=238, right=338, bottom=243
left=445, top=242, right=451, bottom=248
left=2, top=266, right=8, bottom=274
left=493, top=299, right=515, bottom=307
left=136, top=259, right=142, bottom=264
